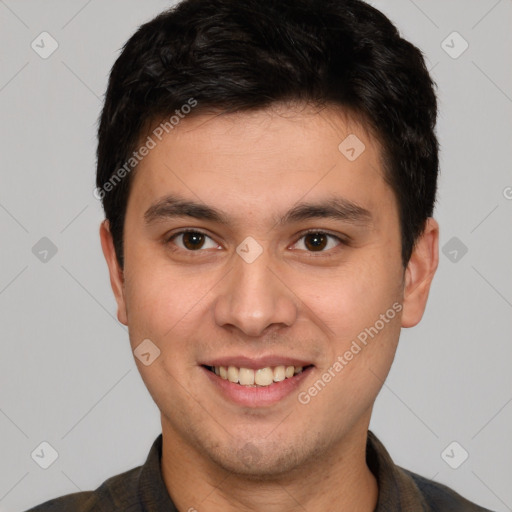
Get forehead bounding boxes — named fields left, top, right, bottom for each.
left=127, top=105, right=392, bottom=221
left=141, top=104, right=382, bottom=164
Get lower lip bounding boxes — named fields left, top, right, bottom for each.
left=202, top=366, right=313, bottom=407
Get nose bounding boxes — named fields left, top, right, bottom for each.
left=213, top=249, right=298, bottom=337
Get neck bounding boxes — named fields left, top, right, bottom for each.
left=160, top=420, right=378, bottom=512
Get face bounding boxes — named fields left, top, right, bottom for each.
left=101, top=105, right=438, bottom=477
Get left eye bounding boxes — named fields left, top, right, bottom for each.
left=292, top=232, right=342, bottom=252
left=169, top=231, right=220, bottom=251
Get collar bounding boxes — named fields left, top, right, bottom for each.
left=366, top=431, right=429, bottom=511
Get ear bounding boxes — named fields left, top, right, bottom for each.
left=99, top=220, right=128, bottom=326
left=401, top=217, right=439, bottom=328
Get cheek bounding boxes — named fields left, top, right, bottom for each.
left=122, top=267, right=213, bottom=406
left=122, top=262, right=214, bottom=352
left=288, top=254, right=402, bottom=340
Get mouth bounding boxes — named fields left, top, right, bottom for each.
left=201, top=360, right=315, bottom=407
left=203, top=364, right=314, bottom=387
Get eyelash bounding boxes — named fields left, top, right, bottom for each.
left=165, top=229, right=348, bottom=254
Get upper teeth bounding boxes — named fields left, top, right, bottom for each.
left=213, top=365, right=303, bottom=386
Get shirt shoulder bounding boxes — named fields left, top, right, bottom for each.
left=24, top=465, right=142, bottom=512
left=405, top=469, right=495, bottom=512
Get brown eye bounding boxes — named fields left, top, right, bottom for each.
left=304, top=233, right=328, bottom=251
left=291, top=231, right=343, bottom=253
left=182, top=232, right=205, bottom=250
left=170, top=231, right=219, bottom=251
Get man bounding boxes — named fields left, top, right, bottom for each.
left=27, top=0, right=493, bottom=510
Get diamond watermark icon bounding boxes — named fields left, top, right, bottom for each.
left=338, top=134, right=365, bottom=161
left=237, top=442, right=262, bottom=469
left=441, top=441, right=469, bottom=469
left=32, top=237, right=58, bottom=263
left=236, top=236, right=263, bottom=263
left=31, top=31, right=59, bottom=59
left=441, top=31, right=468, bottom=59
left=31, top=441, right=59, bottom=469
left=442, top=236, right=468, bottom=263
left=134, top=338, right=161, bottom=366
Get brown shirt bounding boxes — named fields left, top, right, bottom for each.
left=25, top=431, right=494, bottom=511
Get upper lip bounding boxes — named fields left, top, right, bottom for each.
left=201, top=355, right=314, bottom=369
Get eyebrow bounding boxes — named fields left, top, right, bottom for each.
left=144, top=194, right=229, bottom=224
left=144, top=194, right=372, bottom=227
left=278, top=198, right=372, bottom=227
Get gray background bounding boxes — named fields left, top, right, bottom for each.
left=0, top=1, right=511, bottom=511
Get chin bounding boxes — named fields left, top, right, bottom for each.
left=206, top=438, right=316, bottom=480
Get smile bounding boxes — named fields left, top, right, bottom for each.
left=204, top=365, right=311, bottom=387
left=201, top=356, right=315, bottom=407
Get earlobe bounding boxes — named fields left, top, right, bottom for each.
left=401, top=218, right=439, bottom=328
left=99, top=220, right=128, bottom=326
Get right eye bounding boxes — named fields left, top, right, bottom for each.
left=167, top=230, right=221, bottom=251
